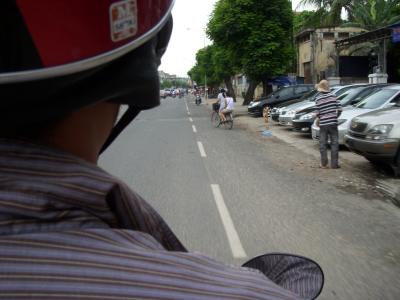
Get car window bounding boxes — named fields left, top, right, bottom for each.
left=390, top=94, right=400, bottom=105
left=294, top=86, right=309, bottom=94
left=299, top=89, right=318, bottom=100
left=336, top=85, right=364, bottom=96
left=276, top=87, right=293, bottom=97
left=351, top=88, right=380, bottom=104
left=356, top=89, right=399, bottom=109
left=339, top=87, right=367, bottom=106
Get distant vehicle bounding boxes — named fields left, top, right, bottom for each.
left=160, top=90, right=167, bottom=99
left=344, top=106, right=400, bottom=176
left=312, top=85, right=400, bottom=145
left=247, top=84, right=314, bottom=117
left=195, top=95, right=201, bottom=105
left=163, top=89, right=172, bottom=98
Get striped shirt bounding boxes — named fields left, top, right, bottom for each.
left=315, top=92, right=342, bottom=126
left=0, top=139, right=302, bottom=299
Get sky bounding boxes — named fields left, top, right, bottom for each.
left=159, top=0, right=309, bottom=77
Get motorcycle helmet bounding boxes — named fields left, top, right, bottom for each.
left=0, top=0, right=175, bottom=151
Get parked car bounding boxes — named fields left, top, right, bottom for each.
left=277, top=84, right=364, bottom=126
left=331, top=83, right=370, bottom=97
left=344, top=106, right=400, bottom=176
left=312, top=85, right=400, bottom=145
left=292, top=84, right=388, bottom=133
left=270, top=90, right=319, bottom=121
left=247, top=84, right=313, bottom=117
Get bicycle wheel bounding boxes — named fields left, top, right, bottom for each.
left=224, top=114, right=233, bottom=129
left=211, top=112, right=221, bottom=127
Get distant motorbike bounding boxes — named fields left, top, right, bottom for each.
left=195, top=95, right=201, bottom=105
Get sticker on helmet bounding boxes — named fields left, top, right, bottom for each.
left=110, top=0, right=138, bottom=42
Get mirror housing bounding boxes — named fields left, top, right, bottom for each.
left=243, top=253, right=324, bottom=300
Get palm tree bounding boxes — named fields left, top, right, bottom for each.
left=298, top=0, right=353, bottom=25
left=299, top=0, right=400, bottom=28
left=348, top=0, right=400, bottom=30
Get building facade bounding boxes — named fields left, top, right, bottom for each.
left=296, top=27, right=367, bottom=84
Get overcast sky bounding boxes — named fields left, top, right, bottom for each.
left=159, top=0, right=310, bottom=77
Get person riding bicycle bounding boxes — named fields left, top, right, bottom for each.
left=217, top=88, right=226, bottom=107
left=219, top=91, right=235, bottom=122
left=0, top=1, right=304, bottom=299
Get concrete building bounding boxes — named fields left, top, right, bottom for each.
left=296, top=27, right=367, bottom=84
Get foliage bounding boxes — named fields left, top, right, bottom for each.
left=293, top=10, right=320, bottom=34
left=298, top=0, right=353, bottom=26
left=299, top=0, right=400, bottom=28
left=188, top=45, right=219, bottom=87
left=207, top=0, right=294, bottom=103
left=188, top=44, right=237, bottom=90
left=160, top=79, right=189, bottom=89
left=342, top=0, right=400, bottom=30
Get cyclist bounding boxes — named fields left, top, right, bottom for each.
left=0, top=1, right=303, bottom=299
left=219, top=91, right=235, bottom=122
left=217, top=88, right=226, bottom=107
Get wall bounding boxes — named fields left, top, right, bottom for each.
left=296, top=27, right=367, bottom=84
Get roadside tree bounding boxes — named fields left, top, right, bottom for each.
left=207, top=0, right=294, bottom=105
left=342, top=0, right=400, bottom=30
left=298, top=0, right=353, bottom=26
left=211, top=45, right=237, bottom=101
left=188, top=44, right=237, bottom=99
left=188, top=46, right=218, bottom=88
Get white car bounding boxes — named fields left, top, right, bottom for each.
left=312, top=85, right=400, bottom=145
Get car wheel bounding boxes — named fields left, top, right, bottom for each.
left=394, top=153, right=400, bottom=177
left=366, top=158, right=382, bottom=166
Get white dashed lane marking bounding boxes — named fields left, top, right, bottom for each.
left=197, top=141, right=206, bottom=157
left=210, top=184, right=247, bottom=258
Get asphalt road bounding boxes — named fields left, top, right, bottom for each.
left=100, top=95, right=400, bottom=300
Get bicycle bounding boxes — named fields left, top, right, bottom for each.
left=211, top=103, right=233, bottom=129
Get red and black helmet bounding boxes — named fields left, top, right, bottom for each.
left=0, top=0, right=175, bottom=149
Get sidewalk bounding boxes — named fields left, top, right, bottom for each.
left=205, top=97, right=400, bottom=205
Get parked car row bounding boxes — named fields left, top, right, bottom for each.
left=248, top=84, right=400, bottom=176
left=247, top=84, right=314, bottom=117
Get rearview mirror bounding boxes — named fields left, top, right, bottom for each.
left=243, top=253, right=324, bottom=299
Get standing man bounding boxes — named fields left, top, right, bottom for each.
left=315, top=80, right=342, bottom=169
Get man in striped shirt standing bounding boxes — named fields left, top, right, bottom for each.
left=315, top=80, right=342, bottom=169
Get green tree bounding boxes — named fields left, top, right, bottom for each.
left=343, top=0, right=400, bottom=30
left=293, top=11, right=318, bottom=34
left=298, top=0, right=353, bottom=26
left=188, top=45, right=219, bottom=88
left=207, top=0, right=294, bottom=105
left=299, top=0, right=400, bottom=27
left=211, top=45, right=237, bottom=100
left=188, top=44, right=237, bottom=99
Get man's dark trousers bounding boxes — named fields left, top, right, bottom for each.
left=319, top=125, right=339, bottom=168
